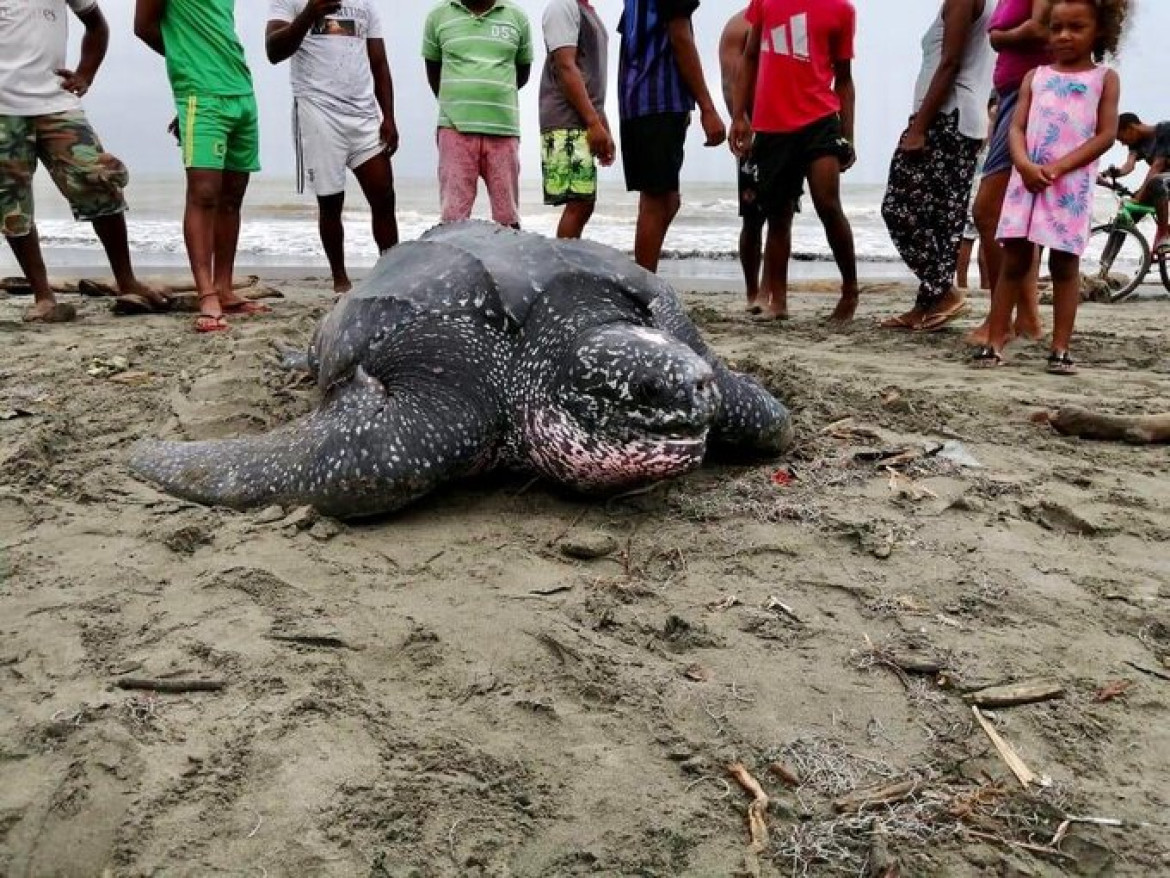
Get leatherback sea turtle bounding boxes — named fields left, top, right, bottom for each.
left=130, top=223, right=793, bottom=519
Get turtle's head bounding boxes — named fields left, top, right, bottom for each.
left=525, top=324, right=720, bottom=492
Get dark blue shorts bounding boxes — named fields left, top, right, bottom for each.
left=983, top=87, right=1020, bottom=178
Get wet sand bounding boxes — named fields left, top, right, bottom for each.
left=1, top=276, right=1168, bottom=876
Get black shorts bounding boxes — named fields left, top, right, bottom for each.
left=753, top=114, right=849, bottom=217
left=738, top=157, right=764, bottom=222
left=621, top=112, right=689, bottom=195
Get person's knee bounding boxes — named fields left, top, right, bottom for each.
left=186, top=180, right=219, bottom=210
left=1001, top=245, right=1034, bottom=281
left=1049, top=252, right=1078, bottom=284
left=317, top=193, right=345, bottom=220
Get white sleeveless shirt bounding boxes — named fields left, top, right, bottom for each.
left=912, top=1, right=995, bottom=140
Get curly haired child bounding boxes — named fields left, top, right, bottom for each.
left=974, top=0, right=1128, bottom=374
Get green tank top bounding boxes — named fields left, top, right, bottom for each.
left=161, top=0, right=253, bottom=98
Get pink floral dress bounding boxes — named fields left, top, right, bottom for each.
left=996, top=64, right=1109, bottom=255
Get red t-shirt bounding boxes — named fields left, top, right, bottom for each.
left=746, top=0, right=856, bottom=134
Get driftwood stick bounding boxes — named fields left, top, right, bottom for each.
left=972, top=707, right=1038, bottom=788
left=115, top=677, right=226, bottom=693
left=727, top=762, right=770, bottom=868
left=1047, top=407, right=1170, bottom=445
left=833, top=778, right=922, bottom=814
left=963, top=679, right=1065, bottom=708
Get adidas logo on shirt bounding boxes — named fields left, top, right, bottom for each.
left=762, top=13, right=809, bottom=61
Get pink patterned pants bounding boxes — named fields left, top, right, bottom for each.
left=436, top=128, right=521, bottom=227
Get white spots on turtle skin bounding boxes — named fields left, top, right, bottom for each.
left=130, top=223, right=792, bottom=517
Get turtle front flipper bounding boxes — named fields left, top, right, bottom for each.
left=129, top=367, right=500, bottom=519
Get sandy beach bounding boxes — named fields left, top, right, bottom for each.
left=1, top=275, right=1168, bottom=876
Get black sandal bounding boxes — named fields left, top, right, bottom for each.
left=1046, top=351, right=1078, bottom=375
left=972, top=345, right=1003, bottom=368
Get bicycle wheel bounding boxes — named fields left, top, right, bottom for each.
left=1083, top=224, right=1149, bottom=302
left=1159, top=246, right=1170, bottom=293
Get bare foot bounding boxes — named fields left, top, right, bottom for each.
left=118, top=278, right=170, bottom=309
left=760, top=292, right=789, bottom=320
left=1013, top=316, right=1044, bottom=342
left=24, top=298, right=77, bottom=323
left=334, top=277, right=353, bottom=295
left=964, top=321, right=991, bottom=347
left=828, top=293, right=859, bottom=323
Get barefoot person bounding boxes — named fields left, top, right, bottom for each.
left=135, top=0, right=267, bottom=333
left=618, top=0, right=726, bottom=273
left=880, top=0, right=994, bottom=332
left=720, top=7, right=768, bottom=313
left=1, top=0, right=167, bottom=323
left=538, top=0, right=614, bottom=239
left=974, top=0, right=1122, bottom=374
left=730, top=0, right=859, bottom=321
left=1107, top=113, right=1170, bottom=253
left=423, top=0, right=533, bottom=229
left=967, top=0, right=1052, bottom=346
left=267, top=0, right=400, bottom=294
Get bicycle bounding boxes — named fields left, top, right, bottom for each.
left=1082, top=177, right=1170, bottom=302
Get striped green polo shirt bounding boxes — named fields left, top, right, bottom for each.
left=422, top=0, right=534, bottom=138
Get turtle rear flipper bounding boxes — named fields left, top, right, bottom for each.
left=129, top=367, right=499, bottom=519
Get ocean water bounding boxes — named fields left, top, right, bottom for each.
left=2, top=175, right=908, bottom=279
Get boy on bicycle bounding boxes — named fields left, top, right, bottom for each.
left=1108, top=112, right=1170, bottom=253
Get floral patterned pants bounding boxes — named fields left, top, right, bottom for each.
left=882, top=112, right=983, bottom=309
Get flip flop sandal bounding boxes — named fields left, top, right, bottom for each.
left=917, top=302, right=971, bottom=333
left=78, top=279, right=118, bottom=298
left=194, top=313, right=229, bottom=334
left=224, top=300, right=272, bottom=316
left=23, top=302, right=77, bottom=324
left=880, top=312, right=923, bottom=330
left=111, top=293, right=156, bottom=316
left=1046, top=351, right=1078, bottom=375
left=971, top=345, right=1004, bottom=369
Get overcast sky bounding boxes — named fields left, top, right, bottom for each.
left=68, top=1, right=1170, bottom=184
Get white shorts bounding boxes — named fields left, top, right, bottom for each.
left=293, top=99, right=384, bottom=197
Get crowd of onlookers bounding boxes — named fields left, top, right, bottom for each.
left=2, top=0, right=1166, bottom=372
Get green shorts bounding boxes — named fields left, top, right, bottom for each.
left=540, top=128, right=597, bottom=205
left=0, top=111, right=128, bottom=238
left=176, top=93, right=261, bottom=173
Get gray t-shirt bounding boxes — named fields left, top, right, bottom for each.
left=539, top=0, right=608, bottom=132
left=269, top=0, right=383, bottom=118
left=1134, top=121, right=1170, bottom=165
left=0, top=0, right=96, bottom=116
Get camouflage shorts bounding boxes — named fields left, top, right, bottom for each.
left=0, top=111, right=128, bottom=238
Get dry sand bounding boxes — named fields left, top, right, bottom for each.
left=1, top=276, right=1168, bottom=877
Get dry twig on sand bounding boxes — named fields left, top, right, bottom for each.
left=727, top=763, right=770, bottom=876
left=971, top=707, right=1044, bottom=789
left=1039, top=406, right=1170, bottom=445
left=833, top=778, right=924, bottom=814
left=963, top=679, right=1065, bottom=709
left=115, top=677, right=226, bottom=694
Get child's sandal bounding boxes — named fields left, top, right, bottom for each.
left=1046, top=351, right=1078, bottom=375
left=971, top=345, right=1003, bottom=369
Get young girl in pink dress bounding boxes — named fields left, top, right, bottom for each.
left=974, top=0, right=1126, bottom=374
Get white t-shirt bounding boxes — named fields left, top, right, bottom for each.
left=269, top=0, right=384, bottom=119
left=0, top=0, right=96, bottom=116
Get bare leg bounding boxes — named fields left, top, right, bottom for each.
left=634, top=191, right=680, bottom=273
left=978, top=242, right=990, bottom=289
left=1048, top=250, right=1080, bottom=355
left=352, top=150, right=399, bottom=252
left=740, top=214, right=765, bottom=310
left=985, top=239, right=1035, bottom=353
left=214, top=171, right=252, bottom=310
left=6, top=227, right=60, bottom=319
left=91, top=213, right=167, bottom=306
left=966, top=170, right=1011, bottom=344
left=956, top=239, right=973, bottom=289
left=1013, top=246, right=1044, bottom=341
left=317, top=192, right=349, bottom=293
left=807, top=155, right=859, bottom=321
left=183, top=169, right=225, bottom=321
left=556, top=200, right=595, bottom=239
left=1155, top=198, right=1169, bottom=247
left=761, top=203, right=796, bottom=319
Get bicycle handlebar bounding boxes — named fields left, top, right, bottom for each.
left=1096, top=176, right=1136, bottom=198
